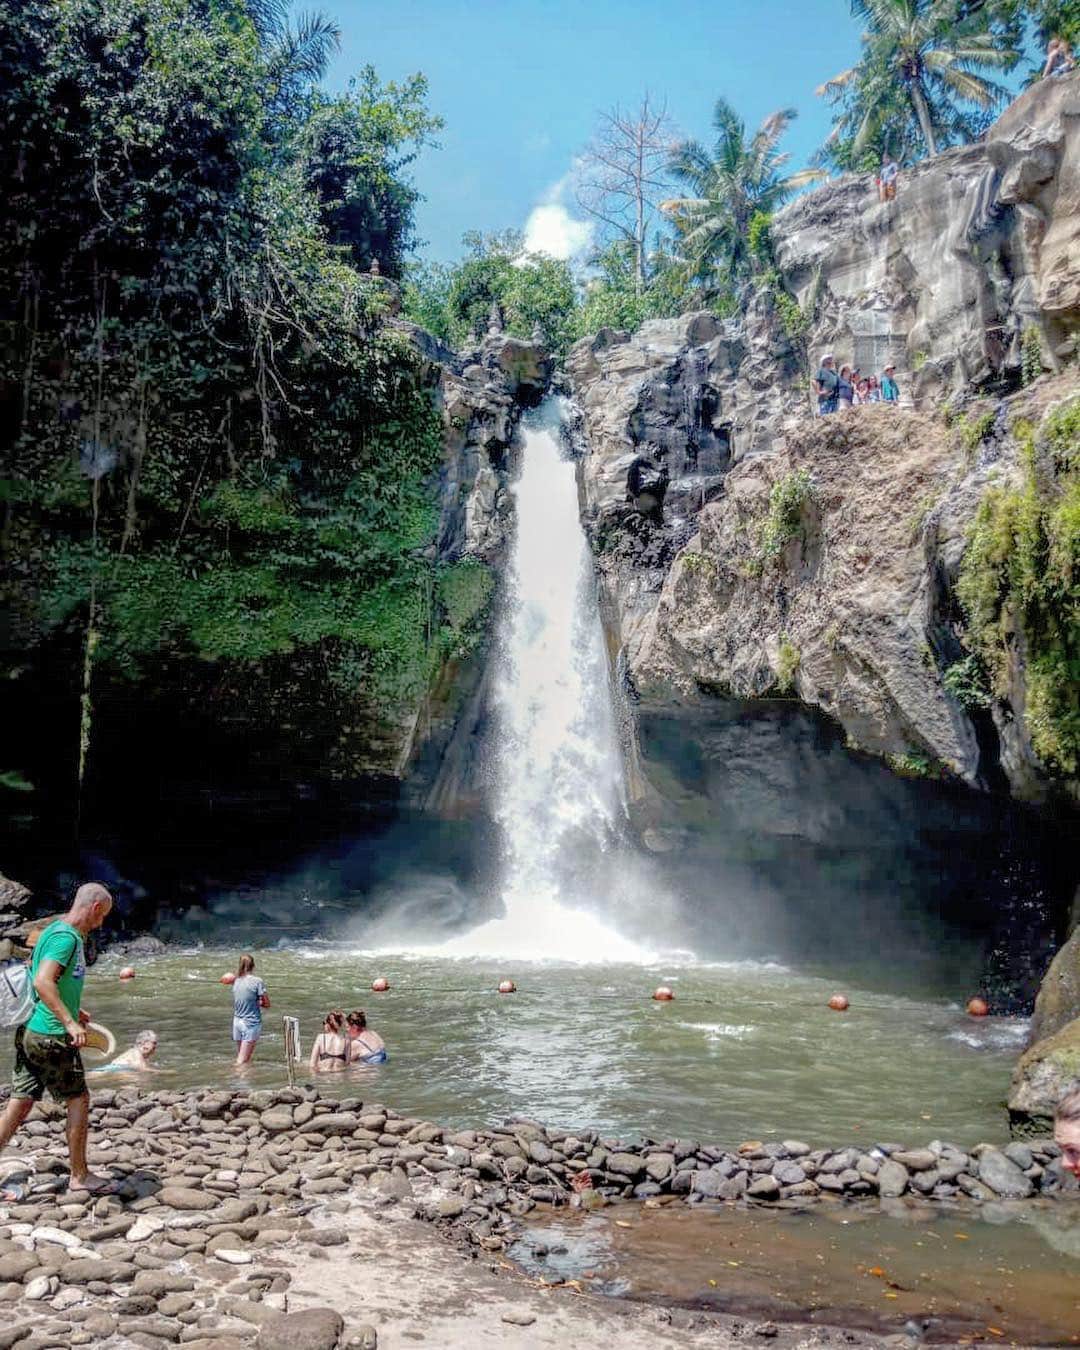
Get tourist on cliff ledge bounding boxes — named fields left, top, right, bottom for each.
left=347, top=1009, right=388, bottom=1065
left=881, top=364, right=900, bottom=403
left=837, top=364, right=856, bottom=410
left=878, top=152, right=899, bottom=202
left=814, top=352, right=839, bottom=414
left=1042, top=36, right=1076, bottom=78
left=0, top=883, right=119, bottom=1198
left=231, top=953, right=269, bottom=1066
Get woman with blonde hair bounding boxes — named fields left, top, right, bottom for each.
left=231, top=954, right=269, bottom=1066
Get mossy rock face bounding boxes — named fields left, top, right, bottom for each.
left=1009, top=1015, right=1080, bottom=1138
left=1029, top=924, right=1080, bottom=1044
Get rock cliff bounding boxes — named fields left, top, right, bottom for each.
left=567, top=74, right=1080, bottom=815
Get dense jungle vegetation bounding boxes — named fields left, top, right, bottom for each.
left=0, top=0, right=487, bottom=800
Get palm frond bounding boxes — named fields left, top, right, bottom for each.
left=816, top=67, right=861, bottom=98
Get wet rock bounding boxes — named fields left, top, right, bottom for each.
left=604, top=1152, right=645, bottom=1180
left=977, top=1149, right=1034, bottom=1199
left=690, top=1169, right=726, bottom=1199
left=957, top=1173, right=995, bottom=1201
left=773, top=1162, right=806, bottom=1186
left=891, top=1150, right=937, bottom=1172
left=747, top=1175, right=780, bottom=1201
left=644, top=1153, right=674, bottom=1182
left=877, top=1161, right=910, bottom=1198
left=1003, top=1142, right=1034, bottom=1171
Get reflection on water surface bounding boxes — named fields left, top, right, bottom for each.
left=513, top=1201, right=1080, bottom=1345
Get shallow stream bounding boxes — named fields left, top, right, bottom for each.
left=513, top=1201, right=1080, bottom=1344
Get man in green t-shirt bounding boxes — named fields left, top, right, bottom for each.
left=0, top=882, right=114, bottom=1197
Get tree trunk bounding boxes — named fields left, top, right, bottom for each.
left=910, top=80, right=937, bottom=157
left=634, top=132, right=645, bottom=295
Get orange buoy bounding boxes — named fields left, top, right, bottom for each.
left=118, top=967, right=136, bottom=981
left=966, top=996, right=990, bottom=1018
left=652, top=986, right=675, bottom=1002
left=498, top=979, right=516, bottom=995
left=371, top=976, right=390, bottom=993
left=220, top=972, right=236, bottom=986
left=827, top=994, right=850, bottom=1012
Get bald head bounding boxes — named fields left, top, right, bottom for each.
left=69, top=882, right=113, bottom=933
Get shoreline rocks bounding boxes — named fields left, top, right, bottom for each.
left=0, top=1084, right=1075, bottom=1347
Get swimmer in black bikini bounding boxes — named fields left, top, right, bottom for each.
left=346, top=1009, right=388, bottom=1065
left=308, top=1010, right=349, bottom=1073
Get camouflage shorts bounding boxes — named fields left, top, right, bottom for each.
left=11, top=1025, right=86, bottom=1102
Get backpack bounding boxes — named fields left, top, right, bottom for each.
left=0, top=961, right=33, bottom=1029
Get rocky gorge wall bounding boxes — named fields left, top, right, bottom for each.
left=565, top=72, right=1080, bottom=1097
left=567, top=73, right=1080, bottom=811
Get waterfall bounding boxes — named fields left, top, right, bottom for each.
left=440, top=399, right=651, bottom=962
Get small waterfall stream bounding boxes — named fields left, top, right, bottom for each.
left=440, top=399, right=650, bottom=961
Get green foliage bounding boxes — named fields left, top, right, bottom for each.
left=816, top=0, right=1020, bottom=165
left=680, top=550, right=717, bottom=578
left=665, top=98, right=822, bottom=290
left=1044, top=396, right=1080, bottom=472
left=296, top=68, right=443, bottom=276
left=907, top=490, right=941, bottom=541
left=956, top=409, right=996, bottom=456
left=776, top=637, right=800, bottom=693
left=942, top=654, right=992, bottom=709
left=758, top=469, right=816, bottom=561
left=0, top=771, right=34, bottom=794
left=956, top=398, right=1080, bottom=774
left=1021, top=324, right=1043, bottom=387
left=1025, top=0, right=1080, bottom=52
left=887, top=750, right=936, bottom=778
left=402, top=230, right=578, bottom=354
left=573, top=240, right=706, bottom=339
left=436, top=559, right=495, bottom=658
left=0, top=0, right=471, bottom=735
left=747, top=211, right=774, bottom=266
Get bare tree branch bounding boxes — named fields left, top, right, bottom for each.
left=574, top=93, right=679, bottom=294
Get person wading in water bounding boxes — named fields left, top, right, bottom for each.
left=231, top=954, right=269, bottom=1066
left=309, top=1010, right=350, bottom=1074
left=0, top=882, right=118, bottom=1198
left=346, top=1009, right=388, bottom=1065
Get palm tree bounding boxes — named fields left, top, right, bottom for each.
left=240, top=2, right=342, bottom=113
left=817, top=0, right=1018, bottom=161
left=661, top=100, right=821, bottom=288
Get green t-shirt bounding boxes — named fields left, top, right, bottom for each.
left=26, top=921, right=85, bottom=1037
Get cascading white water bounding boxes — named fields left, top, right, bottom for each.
left=440, top=399, right=651, bottom=962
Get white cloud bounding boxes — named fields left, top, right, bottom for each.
left=520, top=174, right=593, bottom=262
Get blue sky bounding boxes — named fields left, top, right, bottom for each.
left=315, top=1, right=1014, bottom=264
